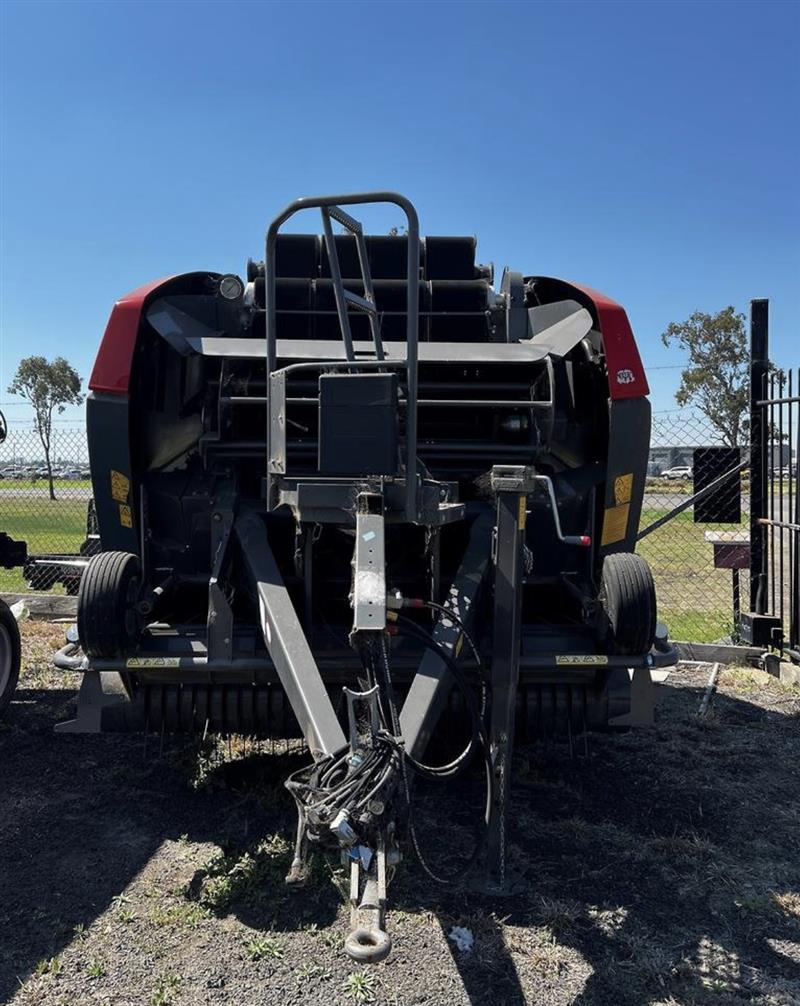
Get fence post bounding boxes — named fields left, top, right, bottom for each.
left=749, top=299, right=769, bottom=613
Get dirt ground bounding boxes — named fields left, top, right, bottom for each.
left=2, top=623, right=800, bottom=1006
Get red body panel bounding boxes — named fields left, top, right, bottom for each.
left=569, top=283, right=649, bottom=400
left=89, top=278, right=174, bottom=395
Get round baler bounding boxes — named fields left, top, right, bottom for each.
left=56, top=193, right=676, bottom=959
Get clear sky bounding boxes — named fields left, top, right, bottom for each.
left=1, top=0, right=797, bottom=425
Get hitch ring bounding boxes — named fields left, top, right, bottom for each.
left=344, top=927, right=392, bottom=963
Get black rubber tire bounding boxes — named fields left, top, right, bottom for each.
left=600, top=553, right=657, bottom=656
left=0, top=599, right=21, bottom=716
left=77, top=551, right=142, bottom=658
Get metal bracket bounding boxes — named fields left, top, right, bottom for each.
left=352, top=495, right=386, bottom=633
left=207, top=495, right=235, bottom=662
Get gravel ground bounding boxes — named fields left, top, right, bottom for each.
left=2, top=623, right=800, bottom=1006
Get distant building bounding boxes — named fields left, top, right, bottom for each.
left=648, top=444, right=793, bottom=476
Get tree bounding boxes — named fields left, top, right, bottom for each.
left=8, top=357, right=83, bottom=500
left=661, top=307, right=748, bottom=447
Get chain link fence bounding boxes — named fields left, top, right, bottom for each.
left=0, top=416, right=752, bottom=642
left=641, top=410, right=749, bottom=643
left=0, top=426, right=94, bottom=593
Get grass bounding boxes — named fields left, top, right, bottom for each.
left=34, top=956, right=61, bottom=978
left=244, top=934, right=284, bottom=961
left=150, top=973, right=181, bottom=1006
left=0, top=479, right=90, bottom=491
left=343, top=970, right=379, bottom=1004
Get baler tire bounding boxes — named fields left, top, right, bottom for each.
left=0, top=599, right=21, bottom=716
left=600, top=553, right=656, bottom=656
left=78, top=551, right=142, bottom=658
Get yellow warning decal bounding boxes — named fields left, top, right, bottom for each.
left=119, top=504, right=133, bottom=528
left=518, top=496, right=527, bottom=530
left=110, top=470, right=130, bottom=503
left=126, top=657, right=181, bottom=669
left=556, top=655, right=609, bottom=666
left=601, top=503, right=630, bottom=546
left=614, top=473, right=633, bottom=506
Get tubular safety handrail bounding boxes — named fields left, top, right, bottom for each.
left=265, top=192, right=420, bottom=520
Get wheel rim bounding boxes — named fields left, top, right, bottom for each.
left=0, top=623, right=13, bottom=699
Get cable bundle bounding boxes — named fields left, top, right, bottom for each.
left=285, top=607, right=495, bottom=884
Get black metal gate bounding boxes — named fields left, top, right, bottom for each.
left=747, top=299, right=799, bottom=654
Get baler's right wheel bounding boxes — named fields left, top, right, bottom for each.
left=600, top=552, right=657, bottom=655
left=0, top=599, right=21, bottom=716
left=77, top=551, right=142, bottom=658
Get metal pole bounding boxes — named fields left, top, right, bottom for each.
left=485, top=471, right=529, bottom=891
left=749, top=299, right=769, bottom=614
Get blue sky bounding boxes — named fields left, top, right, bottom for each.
left=1, top=0, right=797, bottom=425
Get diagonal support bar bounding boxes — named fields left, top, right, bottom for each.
left=399, top=510, right=493, bottom=759
left=236, top=509, right=346, bottom=759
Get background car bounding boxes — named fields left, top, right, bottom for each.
left=661, top=466, right=693, bottom=480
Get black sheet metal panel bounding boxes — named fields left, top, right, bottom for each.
left=318, top=374, right=399, bottom=476
left=600, top=396, right=651, bottom=555
left=235, top=509, right=346, bottom=759
left=693, top=447, right=742, bottom=524
left=86, top=392, right=140, bottom=554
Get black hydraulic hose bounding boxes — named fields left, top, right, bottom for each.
left=420, top=600, right=485, bottom=677
left=393, top=616, right=484, bottom=779
left=377, top=624, right=493, bottom=885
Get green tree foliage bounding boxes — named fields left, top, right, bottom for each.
left=661, top=307, right=748, bottom=446
left=8, top=356, right=83, bottom=499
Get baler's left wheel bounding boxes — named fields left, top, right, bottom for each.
left=77, top=551, right=142, bottom=658
left=0, top=599, right=21, bottom=716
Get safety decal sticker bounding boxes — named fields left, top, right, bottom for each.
left=518, top=496, right=527, bottom=530
left=110, top=469, right=130, bottom=503
left=126, top=657, right=181, bottom=668
left=119, top=504, right=133, bottom=528
left=601, top=503, right=630, bottom=546
left=555, top=655, right=609, bottom=666
left=614, top=473, right=634, bottom=506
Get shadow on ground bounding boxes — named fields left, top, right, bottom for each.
left=2, top=659, right=800, bottom=1005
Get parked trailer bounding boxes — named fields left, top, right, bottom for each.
left=55, top=193, right=676, bottom=960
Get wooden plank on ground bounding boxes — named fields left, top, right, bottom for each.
left=0, top=593, right=77, bottom=620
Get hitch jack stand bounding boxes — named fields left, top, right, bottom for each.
left=484, top=466, right=533, bottom=892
